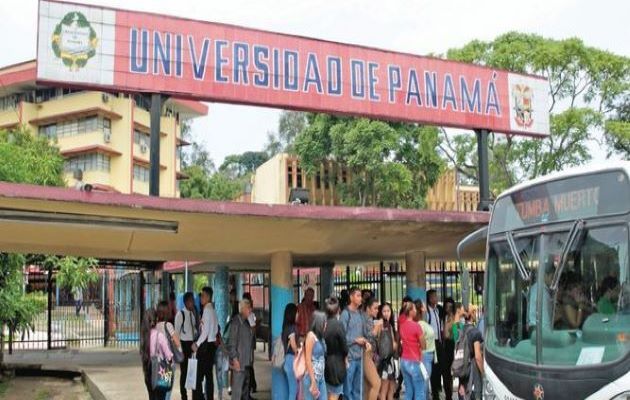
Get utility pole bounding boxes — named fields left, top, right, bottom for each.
left=475, top=129, right=492, bottom=211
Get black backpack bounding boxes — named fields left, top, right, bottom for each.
left=452, top=324, right=473, bottom=379
left=377, top=327, right=394, bottom=360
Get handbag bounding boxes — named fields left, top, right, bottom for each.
left=185, top=354, right=198, bottom=390
left=151, top=330, right=174, bottom=391
left=165, top=323, right=185, bottom=364
left=293, top=345, right=306, bottom=380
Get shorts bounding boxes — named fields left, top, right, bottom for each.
left=327, top=383, right=343, bottom=395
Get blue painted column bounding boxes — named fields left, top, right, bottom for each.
left=271, top=251, right=293, bottom=400
left=406, top=251, right=427, bottom=302
left=213, top=266, right=230, bottom=330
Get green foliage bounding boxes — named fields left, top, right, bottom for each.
left=219, top=151, right=269, bottom=178
left=605, top=96, right=630, bottom=157
left=0, top=128, right=65, bottom=186
left=50, top=256, right=99, bottom=290
left=180, top=165, right=243, bottom=201
left=295, top=115, right=444, bottom=208
left=264, top=111, right=307, bottom=156
left=0, top=255, right=46, bottom=334
left=442, top=32, right=630, bottom=195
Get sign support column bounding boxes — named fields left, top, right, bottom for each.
left=406, top=251, right=426, bottom=301
left=149, top=94, right=162, bottom=197
left=476, top=129, right=492, bottom=211
left=271, top=251, right=293, bottom=400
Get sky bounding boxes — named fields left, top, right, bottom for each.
left=1, top=0, right=628, bottom=165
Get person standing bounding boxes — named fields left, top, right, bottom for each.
left=442, top=298, right=456, bottom=398
left=377, top=303, right=398, bottom=400
left=156, top=301, right=182, bottom=400
left=226, top=299, right=255, bottom=400
left=393, top=296, right=413, bottom=400
left=415, top=300, right=435, bottom=399
left=297, top=288, right=317, bottom=339
left=457, top=307, right=484, bottom=400
left=324, top=297, right=347, bottom=400
left=362, top=297, right=381, bottom=400
left=426, top=290, right=448, bottom=400
left=175, top=292, right=198, bottom=400
left=399, top=302, right=426, bottom=400
left=141, top=309, right=174, bottom=400
left=243, top=293, right=257, bottom=396
left=192, top=287, right=219, bottom=400
left=341, top=287, right=369, bottom=400
left=304, top=311, right=328, bottom=400
left=281, top=303, right=299, bottom=400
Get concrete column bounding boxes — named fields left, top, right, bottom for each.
left=320, top=262, right=335, bottom=301
left=271, top=251, right=293, bottom=400
left=184, top=263, right=194, bottom=292
left=213, top=266, right=230, bottom=329
left=236, top=273, right=244, bottom=300
left=406, top=251, right=427, bottom=302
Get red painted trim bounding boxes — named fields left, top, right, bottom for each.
left=0, top=181, right=490, bottom=225
left=0, top=123, right=19, bottom=130
left=173, top=118, right=177, bottom=196
left=91, top=184, right=119, bottom=193
left=163, top=261, right=202, bottom=272
left=176, top=137, right=191, bottom=146
left=171, top=99, right=209, bottom=116
left=0, top=62, right=36, bottom=87
left=60, top=145, right=123, bottom=157
left=130, top=100, right=134, bottom=194
left=133, top=156, right=167, bottom=169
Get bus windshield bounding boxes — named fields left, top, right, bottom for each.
left=487, top=218, right=630, bottom=367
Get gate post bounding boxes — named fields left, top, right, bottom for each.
left=475, top=129, right=492, bottom=211
left=103, top=271, right=109, bottom=347
left=405, top=252, right=426, bottom=302
left=345, top=265, right=351, bottom=292
left=379, top=261, right=386, bottom=304
left=47, top=262, right=53, bottom=350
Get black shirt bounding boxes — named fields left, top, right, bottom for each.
left=324, top=318, right=348, bottom=386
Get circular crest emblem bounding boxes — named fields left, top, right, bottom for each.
left=51, top=11, right=98, bottom=71
left=512, top=84, right=534, bottom=128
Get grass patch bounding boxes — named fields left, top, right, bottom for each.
left=35, top=389, right=51, bottom=400
left=0, top=380, right=9, bottom=396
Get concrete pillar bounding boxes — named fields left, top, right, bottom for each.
left=184, top=263, right=194, bottom=292
left=271, top=251, right=293, bottom=400
left=320, top=262, right=335, bottom=301
left=236, top=273, right=244, bottom=300
left=213, top=266, right=230, bottom=329
left=406, top=251, right=427, bottom=302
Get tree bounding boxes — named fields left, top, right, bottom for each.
left=51, top=256, right=99, bottom=291
left=441, top=33, right=630, bottom=195
left=605, top=95, right=630, bottom=157
left=294, top=115, right=444, bottom=208
left=263, top=111, right=307, bottom=156
left=219, top=151, right=269, bottom=178
left=180, top=165, right=243, bottom=201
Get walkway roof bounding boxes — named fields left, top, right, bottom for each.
left=0, top=182, right=488, bottom=269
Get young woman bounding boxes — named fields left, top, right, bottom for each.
left=415, top=300, right=435, bottom=398
left=399, top=301, right=426, bottom=400
left=155, top=301, right=181, bottom=400
left=377, top=303, right=398, bottom=400
left=324, top=297, right=348, bottom=400
left=141, top=309, right=174, bottom=400
left=281, top=303, right=299, bottom=400
left=363, top=297, right=382, bottom=400
left=304, top=311, right=328, bottom=400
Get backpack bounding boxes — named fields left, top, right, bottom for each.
left=271, top=336, right=285, bottom=369
left=293, top=345, right=306, bottom=380
left=452, top=324, right=473, bottom=379
left=164, top=323, right=185, bottom=364
left=377, top=327, right=394, bottom=361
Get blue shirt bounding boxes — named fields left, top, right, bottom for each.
left=341, top=308, right=366, bottom=361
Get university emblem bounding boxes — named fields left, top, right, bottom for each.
left=512, top=84, right=534, bottom=128
left=51, top=11, right=98, bottom=71
left=533, top=383, right=545, bottom=400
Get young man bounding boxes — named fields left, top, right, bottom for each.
left=192, top=287, right=219, bottom=400
left=175, top=292, right=198, bottom=400
left=226, top=299, right=255, bottom=400
left=243, top=293, right=257, bottom=397
left=426, top=289, right=450, bottom=400
left=458, top=307, right=484, bottom=400
left=341, top=287, right=370, bottom=400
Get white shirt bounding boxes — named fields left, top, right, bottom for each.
left=248, top=312, right=256, bottom=327
left=175, top=308, right=197, bottom=342
left=196, top=303, right=218, bottom=347
left=427, top=305, right=441, bottom=340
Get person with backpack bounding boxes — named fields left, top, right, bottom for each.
left=452, top=306, right=484, bottom=400
left=175, top=292, right=198, bottom=400
left=324, top=296, right=347, bottom=400
left=304, top=311, right=328, bottom=400
left=399, top=301, right=426, bottom=400
left=274, top=303, right=298, bottom=400
left=377, top=303, right=398, bottom=400
left=340, top=287, right=370, bottom=400
left=142, top=308, right=175, bottom=400
left=156, top=301, right=183, bottom=400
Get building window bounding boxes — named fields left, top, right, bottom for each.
left=133, top=164, right=150, bottom=182
left=64, top=153, right=111, bottom=173
left=324, top=169, right=330, bottom=189
left=39, top=116, right=110, bottom=139
left=0, top=95, right=19, bottom=112
left=287, top=166, right=293, bottom=187
left=342, top=170, right=347, bottom=184
left=296, top=167, right=302, bottom=188
left=134, top=130, right=150, bottom=147
left=316, top=172, right=321, bottom=189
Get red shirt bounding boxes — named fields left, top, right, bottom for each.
left=399, top=318, right=423, bottom=361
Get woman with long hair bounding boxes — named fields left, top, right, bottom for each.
left=304, top=311, right=328, bottom=400
left=141, top=308, right=174, bottom=400
left=323, top=297, right=347, bottom=400
left=282, top=303, right=299, bottom=400
left=399, top=301, right=425, bottom=400
left=414, top=300, right=435, bottom=399
left=155, top=301, right=181, bottom=400
left=362, top=297, right=382, bottom=400
left=377, top=303, right=398, bottom=400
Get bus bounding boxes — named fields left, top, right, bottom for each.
left=465, top=162, right=630, bottom=400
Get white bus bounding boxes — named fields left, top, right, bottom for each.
left=468, top=162, right=630, bottom=400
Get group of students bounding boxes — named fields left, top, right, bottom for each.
left=278, top=287, right=485, bottom=400
left=140, top=287, right=259, bottom=400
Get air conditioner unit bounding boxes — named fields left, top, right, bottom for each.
left=103, top=132, right=111, bottom=143
left=140, top=144, right=148, bottom=153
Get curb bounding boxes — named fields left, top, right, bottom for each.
left=82, top=370, right=108, bottom=400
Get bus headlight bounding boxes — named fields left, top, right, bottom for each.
left=483, top=377, right=498, bottom=400
left=611, top=392, right=630, bottom=400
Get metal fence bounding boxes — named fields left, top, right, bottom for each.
left=7, top=266, right=145, bottom=353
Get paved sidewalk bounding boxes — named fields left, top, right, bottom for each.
left=5, top=346, right=271, bottom=400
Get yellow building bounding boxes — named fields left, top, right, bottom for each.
left=249, top=153, right=479, bottom=211
left=0, top=60, right=208, bottom=197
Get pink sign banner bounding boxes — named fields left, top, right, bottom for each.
left=37, top=0, right=549, bottom=136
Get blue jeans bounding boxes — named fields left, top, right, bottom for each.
left=283, top=353, right=298, bottom=400
left=303, top=374, right=327, bottom=400
left=401, top=359, right=426, bottom=400
left=343, top=359, right=362, bottom=400
left=422, top=352, right=433, bottom=398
